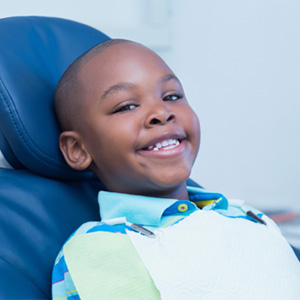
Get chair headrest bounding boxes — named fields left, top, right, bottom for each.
left=0, top=16, right=110, bottom=180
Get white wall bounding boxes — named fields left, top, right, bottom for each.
left=166, top=0, right=300, bottom=211
left=0, top=0, right=172, bottom=51
left=1, top=0, right=299, bottom=211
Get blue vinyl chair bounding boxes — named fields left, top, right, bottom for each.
left=0, top=16, right=203, bottom=299
left=0, top=15, right=299, bottom=300
left=0, top=16, right=109, bottom=299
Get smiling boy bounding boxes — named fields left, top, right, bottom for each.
left=52, top=39, right=300, bottom=300
left=56, top=39, right=200, bottom=200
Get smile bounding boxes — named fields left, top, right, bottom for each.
left=146, top=139, right=180, bottom=151
left=138, top=132, right=187, bottom=158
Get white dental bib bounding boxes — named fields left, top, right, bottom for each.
left=127, top=210, right=300, bottom=300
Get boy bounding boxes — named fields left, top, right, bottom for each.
left=52, top=39, right=300, bottom=299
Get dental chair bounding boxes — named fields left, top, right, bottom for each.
left=0, top=15, right=299, bottom=300
left=0, top=16, right=109, bottom=299
left=0, top=16, right=203, bottom=299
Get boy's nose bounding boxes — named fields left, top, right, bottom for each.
left=144, top=103, right=176, bottom=127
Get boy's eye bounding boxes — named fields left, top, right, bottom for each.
left=113, top=103, right=137, bottom=113
left=163, top=93, right=183, bottom=102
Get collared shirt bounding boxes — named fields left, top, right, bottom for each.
left=52, top=186, right=268, bottom=300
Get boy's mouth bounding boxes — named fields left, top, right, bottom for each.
left=145, top=138, right=181, bottom=151
left=138, top=132, right=186, bottom=156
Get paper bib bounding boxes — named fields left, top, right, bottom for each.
left=127, top=210, right=300, bottom=300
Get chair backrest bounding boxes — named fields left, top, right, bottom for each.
left=0, top=16, right=109, bottom=299
left=0, top=17, right=204, bottom=299
left=0, top=16, right=110, bottom=179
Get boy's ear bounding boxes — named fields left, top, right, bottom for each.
left=59, top=131, right=92, bottom=170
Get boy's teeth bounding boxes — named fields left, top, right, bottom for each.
left=147, top=139, right=180, bottom=151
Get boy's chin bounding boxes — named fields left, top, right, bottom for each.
left=114, top=172, right=190, bottom=198
left=154, top=165, right=191, bottom=185
left=148, top=172, right=190, bottom=193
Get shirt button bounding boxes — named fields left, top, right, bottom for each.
left=178, top=203, right=188, bottom=212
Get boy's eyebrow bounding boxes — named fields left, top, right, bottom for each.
left=101, top=82, right=137, bottom=100
left=160, top=74, right=181, bottom=85
left=101, top=74, right=181, bottom=101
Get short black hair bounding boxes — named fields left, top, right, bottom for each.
left=55, top=38, right=134, bottom=131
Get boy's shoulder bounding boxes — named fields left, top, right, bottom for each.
left=52, top=221, right=141, bottom=299
left=226, top=199, right=280, bottom=231
left=189, top=186, right=279, bottom=230
left=54, top=221, right=127, bottom=273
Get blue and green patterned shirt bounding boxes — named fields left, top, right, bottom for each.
left=52, top=186, right=268, bottom=300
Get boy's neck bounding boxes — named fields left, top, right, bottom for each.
left=128, top=183, right=190, bottom=201
left=160, top=185, right=189, bottom=200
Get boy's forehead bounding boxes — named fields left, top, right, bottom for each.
left=89, top=41, right=155, bottom=63
left=78, top=42, right=172, bottom=85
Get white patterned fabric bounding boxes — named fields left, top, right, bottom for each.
left=127, top=210, right=300, bottom=300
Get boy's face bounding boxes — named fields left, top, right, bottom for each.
left=74, top=42, right=200, bottom=198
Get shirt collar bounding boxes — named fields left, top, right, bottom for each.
left=188, top=186, right=229, bottom=210
left=98, top=186, right=228, bottom=226
left=98, top=191, right=179, bottom=226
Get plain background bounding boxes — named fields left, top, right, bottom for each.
left=1, top=0, right=299, bottom=212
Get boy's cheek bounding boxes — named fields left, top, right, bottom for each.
left=189, top=112, right=201, bottom=141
